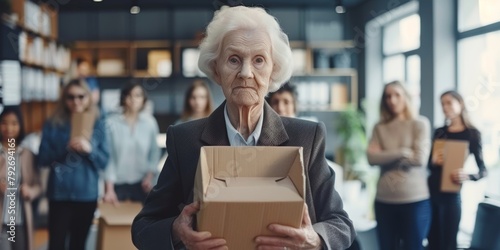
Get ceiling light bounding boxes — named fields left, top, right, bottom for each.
left=335, top=0, right=346, bottom=14
left=93, top=0, right=102, bottom=2
left=130, top=0, right=140, bottom=14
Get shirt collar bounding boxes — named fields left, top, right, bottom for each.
left=224, top=104, right=264, bottom=146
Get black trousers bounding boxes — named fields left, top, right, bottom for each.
left=48, top=200, right=97, bottom=250
left=115, top=181, right=147, bottom=203
left=427, top=193, right=461, bottom=250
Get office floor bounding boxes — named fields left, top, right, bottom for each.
left=34, top=225, right=98, bottom=250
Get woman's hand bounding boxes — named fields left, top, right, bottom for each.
left=255, top=204, right=321, bottom=250
left=68, top=137, right=93, bottom=154
left=20, top=185, right=36, bottom=201
left=172, top=202, right=227, bottom=250
left=451, top=169, right=469, bottom=184
left=141, top=173, right=154, bottom=193
left=0, top=181, right=6, bottom=194
left=432, top=150, right=444, bottom=166
left=103, top=190, right=120, bottom=206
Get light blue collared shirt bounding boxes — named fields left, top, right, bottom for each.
left=224, top=105, right=264, bottom=146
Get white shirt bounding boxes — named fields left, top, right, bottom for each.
left=224, top=105, right=264, bottom=146
left=105, top=112, right=161, bottom=184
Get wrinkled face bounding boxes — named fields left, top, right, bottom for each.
left=65, top=85, right=90, bottom=113
left=125, top=86, right=145, bottom=113
left=441, top=94, right=462, bottom=120
left=214, top=28, right=274, bottom=108
left=384, top=85, right=407, bottom=116
left=0, top=113, right=20, bottom=141
left=270, top=91, right=295, bottom=117
left=189, top=86, right=209, bottom=114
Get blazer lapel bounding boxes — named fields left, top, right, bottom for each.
left=201, top=101, right=289, bottom=146
left=257, top=102, right=289, bottom=146
left=200, top=101, right=230, bottom=146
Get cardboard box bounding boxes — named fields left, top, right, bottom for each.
left=70, top=108, right=96, bottom=140
left=194, top=146, right=305, bottom=250
left=436, top=139, right=469, bottom=193
left=96, top=202, right=143, bottom=250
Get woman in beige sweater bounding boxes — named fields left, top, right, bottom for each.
left=0, top=107, right=42, bottom=250
left=367, top=81, right=431, bottom=250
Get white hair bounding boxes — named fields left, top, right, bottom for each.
left=198, top=6, right=293, bottom=92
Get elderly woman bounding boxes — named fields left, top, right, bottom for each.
left=132, top=6, right=354, bottom=250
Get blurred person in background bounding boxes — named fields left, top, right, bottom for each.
left=266, top=82, right=297, bottom=118
left=132, top=6, right=354, bottom=250
left=176, top=79, right=214, bottom=124
left=39, top=79, right=109, bottom=250
left=75, top=58, right=100, bottom=106
left=103, top=83, right=160, bottom=205
left=0, top=106, right=42, bottom=250
left=367, top=81, right=431, bottom=250
left=427, top=90, right=487, bottom=250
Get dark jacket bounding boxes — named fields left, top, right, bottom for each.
left=132, top=102, right=355, bottom=249
left=38, top=118, right=109, bottom=201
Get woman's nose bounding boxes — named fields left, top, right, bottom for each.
left=238, top=61, right=254, bottom=79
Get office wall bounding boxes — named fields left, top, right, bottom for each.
left=59, top=8, right=345, bottom=155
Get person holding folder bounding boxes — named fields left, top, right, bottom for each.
left=39, top=79, right=109, bottom=250
left=427, top=90, right=488, bottom=250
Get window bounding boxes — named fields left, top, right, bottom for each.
left=459, top=0, right=500, bottom=32
left=382, top=14, right=421, bottom=111
left=383, top=14, right=420, bottom=55
left=457, top=4, right=500, bottom=246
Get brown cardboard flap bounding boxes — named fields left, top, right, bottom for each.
left=206, top=177, right=303, bottom=202
left=70, top=109, right=97, bottom=140
left=440, top=140, right=469, bottom=193
left=98, top=202, right=142, bottom=226
left=195, top=146, right=305, bottom=250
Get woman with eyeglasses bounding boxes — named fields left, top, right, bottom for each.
left=39, top=79, right=109, bottom=250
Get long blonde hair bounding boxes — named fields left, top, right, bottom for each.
left=50, top=79, right=98, bottom=126
left=379, top=81, right=415, bottom=123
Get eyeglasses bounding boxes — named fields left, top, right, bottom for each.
left=66, top=94, right=86, bottom=101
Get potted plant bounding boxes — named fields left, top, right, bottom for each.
left=334, top=105, right=368, bottom=181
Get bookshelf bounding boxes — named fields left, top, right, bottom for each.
left=1, top=0, right=70, bottom=134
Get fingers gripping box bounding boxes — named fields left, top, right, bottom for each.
left=194, top=146, right=306, bottom=249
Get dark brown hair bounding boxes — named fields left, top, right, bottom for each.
left=120, top=83, right=148, bottom=111
left=266, top=82, right=298, bottom=114
left=0, top=106, right=25, bottom=143
left=440, top=90, right=475, bottom=129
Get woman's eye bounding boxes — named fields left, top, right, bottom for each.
left=255, top=57, right=265, bottom=64
left=229, top=57, right=239, bottom=64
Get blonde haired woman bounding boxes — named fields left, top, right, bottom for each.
left=39, top=79, right=109, bottom=250
left=367, top=81, right=431, bottom=250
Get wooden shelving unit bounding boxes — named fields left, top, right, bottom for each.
left=291, top=40, right=358, bottom=111
left=2, top=0, right=68, bottom=134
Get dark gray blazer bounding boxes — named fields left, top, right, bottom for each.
left=131, top=102, right=355, bottom=249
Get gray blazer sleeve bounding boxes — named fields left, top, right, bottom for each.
left=309, top=122, right=356, bottom=249
left=131, top=126, right=181, bottom=250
